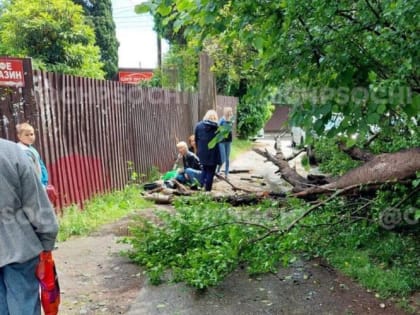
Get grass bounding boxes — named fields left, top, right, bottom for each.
left=57, top=185, right=153, bottom=241
left=300, top=155, right=311, bottom=172
left=231, top=139, right=254, bottom=160
left=327, top=247, right=416, bottom=298
left=297, top=206, right=419, bottom=300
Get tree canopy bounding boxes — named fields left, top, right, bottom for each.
left=73, top=0, right=119, bottom=79
left=137, top=0, right=419, bottom=141
left=0, top=0, right=105, bottom=78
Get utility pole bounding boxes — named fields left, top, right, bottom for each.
left=157, top=34, right=162, bottom=70
left=198, top=52, right=216, bottom=121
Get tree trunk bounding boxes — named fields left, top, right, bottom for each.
left=198, top=52, right=216, bottom=120
left=254, top=146, right=420, bottom=197
left=294, top=148, right=420, bottom=196
left=338, top=142, right=375, bottom=161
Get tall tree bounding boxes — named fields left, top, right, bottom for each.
left=0, top=0, right=105, bottom=78
left=74, top=0, right=119, bottom=79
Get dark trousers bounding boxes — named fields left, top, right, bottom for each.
left=200, top=165, right=217, bottom=191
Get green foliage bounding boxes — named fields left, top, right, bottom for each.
left=237, top=90, right=274, bottom=139
left=147, top=165, right=162, bottom=182
left=207, top=39, right=257, bottom=96
left=123, top=196, right=242, bottom=288
left=313, top=114, right=419, bottom=176
left=314, top=137, right=361, bottom=175
left=136, top=1, right=273, bottom=137
left=208, top=117, right=234, bottom=149
left=138, top=68, right=164, bottom=88
left=73, top=0, right=119, bottom=79
left=300, top=155, right=311, bottom=172
left=123, top=195, right=300, bottom=288
left=58, top=185, right=153, bottom=241
left=136, top=0, right=419, bottom=143
left=369, top=114, right=420, bottom=154
left=138, top=43, right=198, bottom=91
left=0, top=0, right=104, bottom=78
left=295, top=200, right=419, bottom=297
left=127, top=0, right=419, bottom=301
left=123, top=186, right=419, bottom=297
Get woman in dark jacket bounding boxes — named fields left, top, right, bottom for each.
left=195, top=110, right=221, bottom=191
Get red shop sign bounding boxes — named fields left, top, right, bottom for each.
left=0, top=58, right=25, bottom=87
left=118, top=71, right=153, bottom=84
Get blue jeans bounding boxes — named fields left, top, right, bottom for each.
left=175, top=168, right=202, bottom=186
left=0, top=256, right=41, bottom=315
left=217, top=142, right=231, bottom=176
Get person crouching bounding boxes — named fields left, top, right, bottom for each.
left=174, top=141, right=202, bottom=188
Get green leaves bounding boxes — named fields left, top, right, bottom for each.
left=253, top=36, right=264, bottom=52
left=123, top=184, right=420, bottom=296
left=208, top=119, right=234, bottom=149
left=141, top=0, right=419, bottom=141
left=123, top=195, right=300, bottom=288
left=0, top=0, right=104, bottom=78
left=405, top=94, right=420, bottom=117
left=157, top=3, right=173, bottom=16
left=135, top=2, right=152, bottom=14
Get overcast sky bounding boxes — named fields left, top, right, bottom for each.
left=112, top=0, right=169, bottom=69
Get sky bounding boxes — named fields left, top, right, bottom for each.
left=112, top=0, right=169, bottom=69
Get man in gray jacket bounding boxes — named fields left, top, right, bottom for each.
left=0, top=138, right=58, bottom=315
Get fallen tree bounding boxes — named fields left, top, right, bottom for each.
left=127, top=140, right=419, bottom=296
left=254, top=147, right=420, bottom=198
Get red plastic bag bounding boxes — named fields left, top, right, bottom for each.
left=35, top=251, right=60, bottom=315
left=46, top=184, right=58, bottom=207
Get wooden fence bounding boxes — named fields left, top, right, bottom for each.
left=0, top=61, right=237, bottom=210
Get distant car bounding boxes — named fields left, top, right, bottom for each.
left=250, top=128, right=265, bottom=141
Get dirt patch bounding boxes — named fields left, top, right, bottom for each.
left=55, top=230, right=139, bottom=314
left=55, top=205, right=174, bottom=315
left=54, top=137, right=415, bottom=314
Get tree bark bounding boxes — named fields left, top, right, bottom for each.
left=254, top=145, right=420, bottom=198
left=294, top=148, right=420, bottom=196
left=198, top=52, right=216, bottom=120
left=253, top=148, right=310, bottom=190
left=338, top=142, right=375, bottom=161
